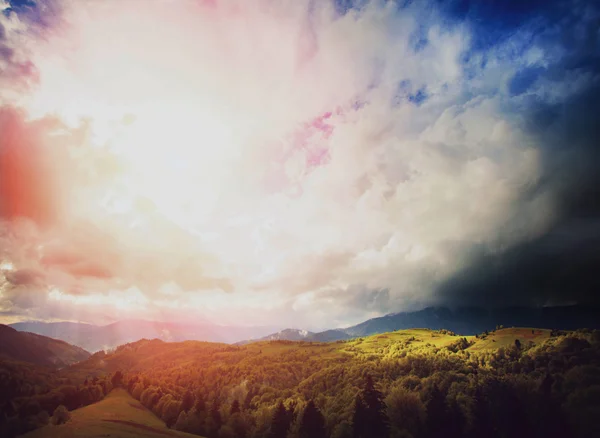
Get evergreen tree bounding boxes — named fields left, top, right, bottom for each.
left=269, top=401, right=291, bottom=438
left=174, top=411, right=189, bottom=432
left=299, top=400, right=326, bottom=438
left=468, top=386, right=496, bottom=438
left=229, top=399, right=240, bottom=416
left=207, top=398, right=222, bottom=438
left=351, top=394, right=367, bottom=438
left=357, top=375, right=389, bottom=438
left=536, top=374, right=571, bottom=438
left=425, top=385, right=447, bottom=438
left=243, top=386, right=256, bottom=410
left=181, top=390, right=194, bottom=413
left=111, top=371, right=123, bottom=388
left=194, top=392, right=206, bottom=413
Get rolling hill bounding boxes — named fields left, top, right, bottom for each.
left=0, top=324, right=90, bottom=368
left=20, top=388, right=201, bottom=438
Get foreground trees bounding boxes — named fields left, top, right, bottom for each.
left=352, top=375, right=389, bottom=438
left=299, top=400, right=326, bottom=438
left=117, top=330, right=599, bottom=438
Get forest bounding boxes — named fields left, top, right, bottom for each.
left=1, top=327, right=599, bottom=438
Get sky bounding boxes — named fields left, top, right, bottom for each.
left=0, top=0, right=598, bottom=330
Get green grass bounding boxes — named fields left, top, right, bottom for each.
left=21, top=389, right=202, bottom=438
left=468, top=327, right=551, bottom=351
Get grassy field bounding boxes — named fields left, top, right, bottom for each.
left=468, top=327, right=551, bottom=351
left=220, top=327, right=554, bottom=361
left=20, top=389, right=202, bottom=438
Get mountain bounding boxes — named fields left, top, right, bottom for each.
left=236, top=328, right=315, bottom=344
left=341, top=305, right=600, bottom=337
left=10, top=320, right=280, bottom=352
left=13, top=305, right=600, bottom=350
left=0, top=324, right=90, bottom=368
left=240, top=305, right=600, bottom=344
left=309, top=329, right=351, bottom=342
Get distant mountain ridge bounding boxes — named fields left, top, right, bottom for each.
left=10, top=305, right=600, bottom=350
left=9, top=320, right=280, bottom=352
left=240, top=305, right=600, bottom=343
left=236, top=328, right=315, bottom=344
left=0, top=324, right=90, bottom=368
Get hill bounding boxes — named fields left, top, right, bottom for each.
left=10, top=320, right=279, bottom=352
left=61, top=327, right=599, bottom=438
left=20, top=388, right=202, bottom=438
left=0, top=324, right=90, bottom=368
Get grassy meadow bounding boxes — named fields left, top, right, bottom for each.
left=21, top=388, right=202, bottom=438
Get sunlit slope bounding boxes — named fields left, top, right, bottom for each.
left=468, top=327, right=551, bottom=351
left=20, top=389, right=202, bottom=438
left=65, top=327, right=555, bottom=379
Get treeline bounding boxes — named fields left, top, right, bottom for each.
left=0, top=359, right=115, bottom=437
left=114, top=330, right=599, bottom=438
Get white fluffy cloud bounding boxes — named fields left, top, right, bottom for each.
left=0, top=0, right=579, bottom=329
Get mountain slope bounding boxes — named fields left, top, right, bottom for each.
left=240, top=305, right=600, bottom=344
left=237, top=328, right=315, bottom=344
left=341, top=305, right=600, bottom=337
left=0, top=324, right=90, bottom=368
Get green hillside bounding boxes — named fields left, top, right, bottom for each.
left=3, top=327, right=599, bottom=438
left=468, top=327, right=551, bottom=351
left=20, top=389, right=202, bottom=438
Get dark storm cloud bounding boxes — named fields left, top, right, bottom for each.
left=434, top=0, right=600, bottom=308
left=438, top=220, right=600, bottom=307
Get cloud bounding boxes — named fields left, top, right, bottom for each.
left=0, top=0, right=598, bottom=328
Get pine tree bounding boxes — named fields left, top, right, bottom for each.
left=299, top=400, right=326, bottom=438
left=269, top=401, right=291, bottom=438
left=425, top=385, right=447, bottom=438
left=174, top=411, right=189, bottom=431
left=181, top=390, right=194, bottom=413
left=207, top=398, right=222, bottom=438
left=111, top=370, right=123, bottom=387
left=469, top=386, right=496, bottom=438
left=351, top=394, right=368, bottom=438
left=230, top=399, right=241, bottom=415
left=194, top=392, right=206, bottom=413
left=243, top=386, right=256, bottom=409
left=360, top=375, right=389, bottom=438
